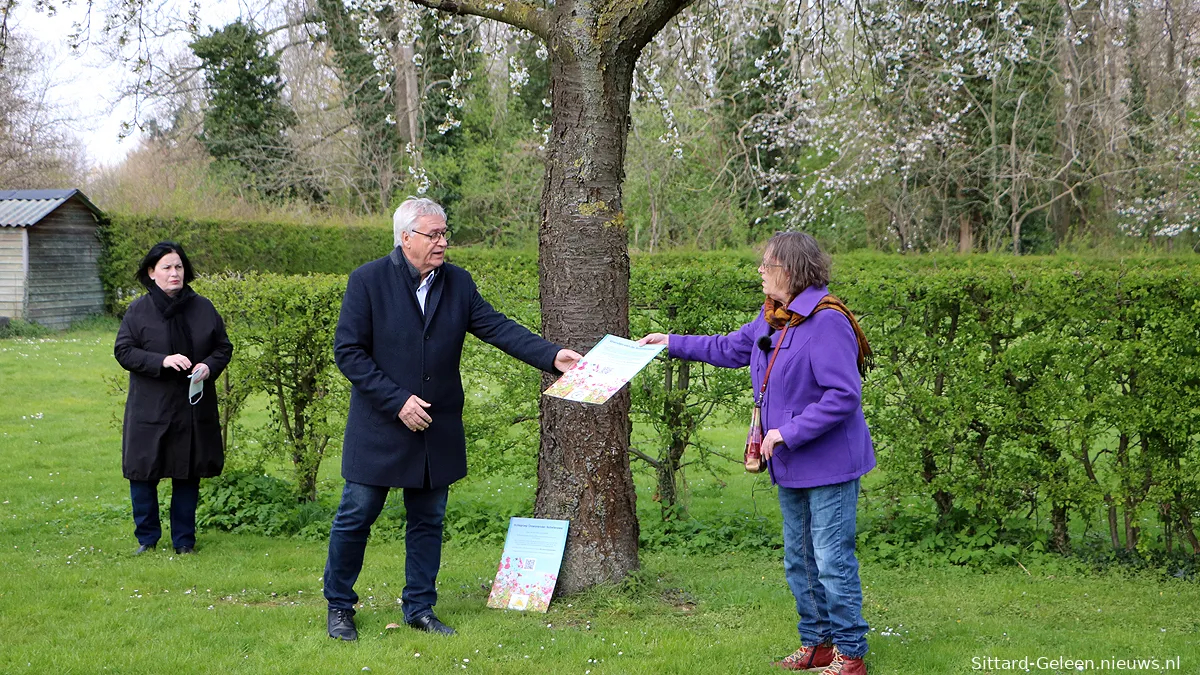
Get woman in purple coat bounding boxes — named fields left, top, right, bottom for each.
left=639, top=233, right=873, bottom=675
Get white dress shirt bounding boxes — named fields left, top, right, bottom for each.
left=415, top=268, right=437, bottom=313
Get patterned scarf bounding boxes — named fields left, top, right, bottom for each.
left=764, top=295, right=874, bottom=376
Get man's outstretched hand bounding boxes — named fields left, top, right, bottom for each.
left=554, top=349, right=583, bottom=373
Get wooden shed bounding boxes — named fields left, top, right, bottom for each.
left=0, top=189, right=105, bottom=330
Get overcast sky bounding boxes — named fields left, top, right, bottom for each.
left=12, top=2, right=140, bottom=169
left=11, top=0, right=243, bottom=170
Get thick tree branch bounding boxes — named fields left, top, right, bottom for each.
left=626, top=0, right=698, bottom=51
left=407, top=0, right=548, bottom=41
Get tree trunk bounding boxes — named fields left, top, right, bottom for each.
left=1177, top=497, right=1200, bottom=556
left=958, top=212, right=972, bottom=253
left=1040, top=436, right=1070, bottom=554
left=1107, top=497, right=1121, bottom=550
left=534, top=41, right=640, bottom=595
left=1173, top=457, right=1200, bottom=555
left=1118, top=432, right=1137, bottom=551
left=1050, top=502, right=1070, bottom=554
left=413, top=0, right=693, bottom=595
left=1078, top=433, right=1121, bottom=549
left=394, top=43, right=421, bottom=146
left=657, top=358, right=691, bottom=518
left=1009, top=92, right=1023, bottom=255
left=219, top=370, right=241, bottom=455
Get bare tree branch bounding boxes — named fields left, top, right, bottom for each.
left=627, top=445, right=663, bottom=469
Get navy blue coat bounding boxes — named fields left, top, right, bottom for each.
left=334, top=249, right=560, bottom=488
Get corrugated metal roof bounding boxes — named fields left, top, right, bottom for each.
left=0, top=189, right=103, bottom=227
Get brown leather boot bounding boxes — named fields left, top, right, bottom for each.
left=818, top=647, right=867, bottom=675
left=772, top=641, right=835, bottom=670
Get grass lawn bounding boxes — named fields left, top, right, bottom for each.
left=1, top=323, right=1198, bottom=674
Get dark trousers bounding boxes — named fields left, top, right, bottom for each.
left=129, top=478, right=201, bottom=550
left=323, top=480, right=449, bottom=623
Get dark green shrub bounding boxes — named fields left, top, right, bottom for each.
left=0, top=319, right=53, bottom=339
left=194, top=273, right=348, bottom=502
left=198, top=470, right=307, bottom=537
left=639, top=506, right=782, bottom=554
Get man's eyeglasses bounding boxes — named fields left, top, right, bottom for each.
left=412, top=229, right=451, bottom=243
left=759, top=262, right=783, bottom=270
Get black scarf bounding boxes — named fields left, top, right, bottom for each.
left=144, top=281, right=196, bottom=368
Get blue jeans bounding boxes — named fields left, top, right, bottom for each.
left=323, top=480, right=449, bottom=623
left=778, top=479, right=868, bottom=659
left=129, top=478, right=201, bottom=550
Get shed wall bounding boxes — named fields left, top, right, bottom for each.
left=25, top=201, right=104, bottom=329
left=0, top=228, right=27, bottom=319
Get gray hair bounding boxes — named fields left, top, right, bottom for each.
left=393, top=197, right=447, bottom=247
left=765, top=232, right=831, bottom=297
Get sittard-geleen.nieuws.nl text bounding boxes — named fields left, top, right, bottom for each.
left=971, top=656, right=1180, bottom=671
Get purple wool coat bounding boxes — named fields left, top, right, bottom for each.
left=669, top=285, right=876, bottom=488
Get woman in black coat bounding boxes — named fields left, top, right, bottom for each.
left=114, top=242, right=232, bottom=555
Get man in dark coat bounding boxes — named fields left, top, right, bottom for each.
left=324, top=197, right=580, bottom=641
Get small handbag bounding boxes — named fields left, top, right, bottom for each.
left=744, top=406, right=765, bottom=473
left=745, top=321, right=792, bottom=473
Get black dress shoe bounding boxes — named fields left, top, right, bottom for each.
left=175, top=546, right=194, bottom=554
left=328, top=609, right=358, bottom=641
left=407, top=613, right=455, bottom=636
left=133, top=544, right=156, bottom=556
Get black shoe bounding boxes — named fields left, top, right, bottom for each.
left=407, top=613, right=455, bottom=636
left=133, top=544, right=156, bottom=556
left=328, top=609, right=358, bottom=641
left=175, top=546, right=194, bottom=554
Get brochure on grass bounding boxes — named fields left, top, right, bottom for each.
left=543, top=334, right=665, bottom=405
left=486, top=518, right=570, bottom=612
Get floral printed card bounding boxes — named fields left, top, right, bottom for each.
left=543, top=334, right=665, bottom=404
left=486, top=518, right=570, bottom=613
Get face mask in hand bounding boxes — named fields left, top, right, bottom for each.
left=187, top=372, right=204, bottom=406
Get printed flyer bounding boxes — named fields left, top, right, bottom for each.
left=486, top=518, right=570, bottom=613
left=543, top=334, right=665, bottom=404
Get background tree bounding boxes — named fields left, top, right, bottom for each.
left=48, top=0, right=1200, bottom=252
left=190, top=20, right=320, bottom=201
left=313, top=0, right=404, bottom=211
left=0, top=32, right=87, bottom=187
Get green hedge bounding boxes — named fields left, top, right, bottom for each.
left=107, top=214, right=1200, bottom=562
left=413, top=253, right=1200, bottom=562
left=98, top=212, right=551, bottom=310
left=839, top=257, right=1200, bottom=563
left=98, top=215, right=392, bottom=307
left=644, top=254, right=1200, bottom=563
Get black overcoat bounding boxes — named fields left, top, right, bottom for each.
left=335, top=249, right=560, bottom=489
left=114, top=291, right=233, bottom=481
